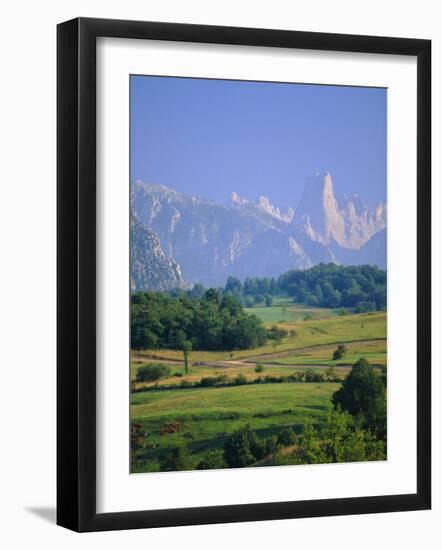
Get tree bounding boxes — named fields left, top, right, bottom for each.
left=265, top=294, right=273, bottom=307
left=188, top=283, right=205, bottom=300
left=355, top=301, right=376, bottom=313
left=332, top=344, right=347, bottom=361
left=159, top=447, right=193, bottom=472
left=321, top=408, right=351, bottom=462
left=182, top=340, right=192, bottom=375
left=294, top=421, right=327, bottom=464
left=267, top=325, right=287, bottom=344
left=264, top=435, right=280, bottom=456
left=196, top=450, right=227, bottom=470
left=332, top=358, right=386, bottom=437
left=224, top=425, right=259, bottom=468
left=277, top=428, right=296, bottom=447
left=225, top=276, right=243, bottom=295
left=306, top=294, right=320, bottom=306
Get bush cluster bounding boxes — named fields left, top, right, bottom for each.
left=134, top=368, right=341, bottom=393
left=223, top=425, right=297, bottom=468
left=136, top=363, right=171, bottom=382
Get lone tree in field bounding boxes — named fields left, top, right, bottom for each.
left=332, top=358, right=386, bottom=437
left=332, top=344, right=348, bottom=361
left=182, top=340, right=192, bottom=375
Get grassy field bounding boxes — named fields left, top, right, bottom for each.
left=132, top=310, right=386, bottom=363
left=130, top=306, right=386, bottom=473
left=131, top=382, right=339, bottom=472
left=257, top=339, right=387, bottom=367
left=130, top=361, right=351, bottom=387
left=244, top=298, right=338, bottom=324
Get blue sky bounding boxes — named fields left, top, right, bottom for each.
left=131, top=75, right=386, bottom=209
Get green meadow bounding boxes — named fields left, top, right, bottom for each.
left=130, top=305, right=386, bottom=472
left=131, top=382, right=339, bottom=472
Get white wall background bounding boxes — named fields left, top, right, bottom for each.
left=0, top=0, right=439, bottom=548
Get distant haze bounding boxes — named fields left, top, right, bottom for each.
left=131, top=76, right=386, bottom=210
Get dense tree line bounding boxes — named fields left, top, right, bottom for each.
left=131, top=289, right=267, bottom=351
left=277, top=263, right=386, bottom=310
left=170, top=263, right=386, bottom=312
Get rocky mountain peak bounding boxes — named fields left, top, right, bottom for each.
left=231, top=191, right=293, bottom=222
left=230, top=192, right=249, bottom=206
left=295, top=172, right=345, bottom=246
left=294, top=172, right=386, bottom=250
left=131, top=176, right=386, bottom=289
left=130, top=210, right=189, bottom=292
left=257, top=196, right=294, bottom=222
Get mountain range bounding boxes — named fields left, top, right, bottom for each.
left=130, top=172, right=386, bottom=291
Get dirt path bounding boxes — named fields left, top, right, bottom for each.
left=131, top=354, right=183, bottom=365
left=242, top=338, right=386, bottom=362
left=132, top=337, right=386, bottom=370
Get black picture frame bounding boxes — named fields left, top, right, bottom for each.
left=57, top=17, right=431, bottom=532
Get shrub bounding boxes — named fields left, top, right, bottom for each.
left=326, top=365, right=338, bottom=381
left=234, top=374, right=248, bottom=385
left=293, top=421, right=327, bottom=464
left=254, top=364, right=264, bottom=373
left=264, top=435, right=280, bottom=456
left=198, top=375, right=229, bottom=387
left=199, top=376, right=219, bottom=387
left=136, top=364, right=171, bottom=383
left=332, top=344, right=348, bottom=361
left=355, top=301, right=376, bottom=313
left=267, top=325, right=288, bottom=343
left=196, top=450, right=227, bottom=470
left=224, top=425, right=259, bottom=468
left=264, top=375, right=283, bottom=383
left=159, top=447, right=193, bottom=472
left=304, top=370, right=324, bottom=383
left=277, top=428, right=296, bottom=447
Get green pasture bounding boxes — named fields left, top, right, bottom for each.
left=244, top=301, right=337, bottom=324
left=258, top=339, right=387, bottom=367
left=132, top=311, right=387, bottom=364
left=131, top=382, right=339, bottom=472
left=130, top=361, right=350, bottom=387
left=130, top=309, right=387, bottom=473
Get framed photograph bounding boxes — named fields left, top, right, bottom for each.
left=57, top=17, right=431, bottom=532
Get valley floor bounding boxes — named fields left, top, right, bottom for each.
left=130, top=307, right=387, bottom=472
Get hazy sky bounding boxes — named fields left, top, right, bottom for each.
left=131, top=75, right=386, bottom=210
